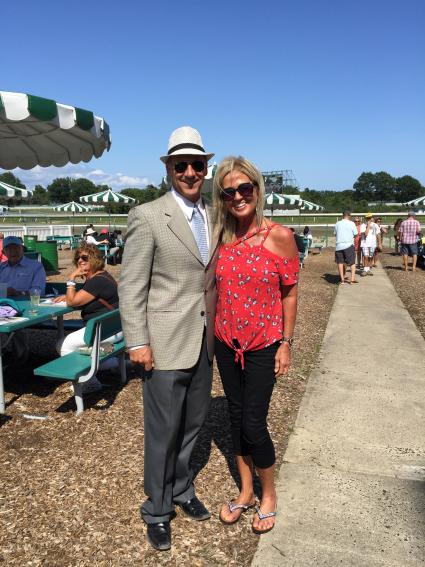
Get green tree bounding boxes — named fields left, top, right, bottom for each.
left=70, top=178, right=97, bottom=202
left=353, top=172, right=377, bottom=201
left=31, top=184, right=49, bottom=205
left=46, top=177, right=73, bottom=204
left=0, top=172, right=26, bottom=188
left=394, top=175, right=424, bottom=202
left=353, top=171, right=396, bottom=202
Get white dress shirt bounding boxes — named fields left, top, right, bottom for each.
left=170, top=187, right=210, bottom=249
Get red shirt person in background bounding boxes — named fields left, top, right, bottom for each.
left=0, top=233, right=8, bottom=263
left=213, top=156, right=298, bottom=535
left=399, top=211, right=421, bottom=271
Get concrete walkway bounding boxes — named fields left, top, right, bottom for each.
left=252, top=265, right=425, bottom=566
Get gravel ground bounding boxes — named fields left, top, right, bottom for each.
left=0, top=249, right=337, bottom=567
left=379, top=250, right=425, bottom=339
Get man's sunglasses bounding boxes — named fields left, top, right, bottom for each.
left=174, top=160, right=206, bottom=174
left=77, top=254, right=89, bottom=262
left=220, top=182, right=255, bottom=201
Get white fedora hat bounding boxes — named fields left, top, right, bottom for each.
left=160, top=126, right=214, bottom=163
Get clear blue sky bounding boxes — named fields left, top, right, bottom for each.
left=2, top=0, right=424, bottom=191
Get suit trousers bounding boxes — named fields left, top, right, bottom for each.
left=140, top=333, right=212, bottom=523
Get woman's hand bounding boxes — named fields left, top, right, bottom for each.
left=70, top=266, right=86, bottom=280
left=53, top=295, right=66, bottom=303
left=274, top=343, right=291, bottom=376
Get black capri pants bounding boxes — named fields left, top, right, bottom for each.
left=215, top=339, right=279, bottom=469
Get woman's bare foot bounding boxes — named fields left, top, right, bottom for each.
left=219, top=492, right=255, bottom=524
left=252, top=494, right=276, bottom=533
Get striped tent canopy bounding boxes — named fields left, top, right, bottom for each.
left=53, top=201, right=91, bottom=213
left=300, top=199, right=325, bottom=211
left=265, top=192, right=303, bottom=206
left=0, top=180, right=32, bottom=198
left=403, top=195, right=425, bottom=207
left=80, top=189, right=135, bottom=204
left=0, top=91, right=111, bottom=170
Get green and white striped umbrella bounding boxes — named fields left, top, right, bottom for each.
left=0, top=180, right=32, bottom=198
left=403, top=195, right=425, bottom=207
left=265, top=192, right=303, bottom=206
left=0, top=91, right=111, bottom=170
left=300, top=199, right=325, bottom=211
left=53, top=201, right=91, bottom=213
left=80, top=188, right=135, bottom=204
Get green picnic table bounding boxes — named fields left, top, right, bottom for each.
left=0, top=298, right=73, bottom=413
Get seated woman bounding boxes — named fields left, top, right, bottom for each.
left=54, top=243, right=121, bottom=393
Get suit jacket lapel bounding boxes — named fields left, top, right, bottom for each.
left=164, top=191, right=203, bottom=263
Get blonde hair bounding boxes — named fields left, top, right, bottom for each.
left=212, top=156, right=265, bottom=244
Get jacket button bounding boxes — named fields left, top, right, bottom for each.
left=200, top=311, right=205, bottom=316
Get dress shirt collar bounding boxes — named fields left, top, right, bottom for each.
left=171, top=187, right=204, bottom=221
left=7, top=255, right=26, bottom=268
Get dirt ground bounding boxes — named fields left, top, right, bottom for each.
left=0, top=249, right=337, bottom=567
left=379, top=250, right=425, bottom=339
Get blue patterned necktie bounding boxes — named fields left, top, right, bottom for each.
left=191, top=205, right=209, bottom=265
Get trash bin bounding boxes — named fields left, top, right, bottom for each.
left=23, top=234, right=38, bottom=251
left=36, top=240, right=59, bottom=273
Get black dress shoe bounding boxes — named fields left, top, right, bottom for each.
left=178, top=497, right=211, bottom=521
left=146, top=521, right=171, bottom=551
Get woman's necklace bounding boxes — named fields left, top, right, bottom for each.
left=236, top=221, right=269, bottom=244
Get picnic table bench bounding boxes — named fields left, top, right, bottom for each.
left=34, top=309, right=126, bottom=415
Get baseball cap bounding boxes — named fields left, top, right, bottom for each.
left=4, top=236, right=23, bottom=247
left=365, top=212, right=373, bottom=219
left=100, top=228, right=108, bottom=234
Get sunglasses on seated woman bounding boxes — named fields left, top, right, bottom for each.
left=77, top=254, right=90, bottom=262
left=220, top=182, right=256, bottom=201
left=174, top=160, right=206, bottom=173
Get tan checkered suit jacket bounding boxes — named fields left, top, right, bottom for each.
left=118, top=191, right=218, bottom=370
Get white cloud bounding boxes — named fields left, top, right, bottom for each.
left=1, top=164, right=151, bottom=191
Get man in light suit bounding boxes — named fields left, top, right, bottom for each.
left=118, top=126, right=217, bottom=551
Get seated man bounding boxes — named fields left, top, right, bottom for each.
left=0, top=236, right=46, bottom=361
left=0, top=236, right=46, bottom=296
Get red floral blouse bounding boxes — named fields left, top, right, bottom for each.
left=215, top=224, right=299, bottom=367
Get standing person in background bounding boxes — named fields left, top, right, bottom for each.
left=333, top=211, right=358, bottom=284
left=118, top=127, right=217, bottom=551
left=373, top=217, right=387, bottom=267
left=399, top=211, right=421, bottom=272
left=213, top=156, right=298, bottom=535
left=393, top=218, right=403, bottom=255
left=301, top=226, right=313, bottom=257
left=353, top=217, right=362, bottom=268
left=360, top=213, right=379, bottom=276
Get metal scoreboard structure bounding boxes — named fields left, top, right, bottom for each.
left=262, top=170, right=298, bottom=193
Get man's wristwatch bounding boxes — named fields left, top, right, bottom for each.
left=281, top=337, right=294, bottom=347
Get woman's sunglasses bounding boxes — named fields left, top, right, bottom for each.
left=220, top=182, right=255, bottom=201
left=77, top=254, right=89, bottom=262
left=174, top=160, right=205, bottom=174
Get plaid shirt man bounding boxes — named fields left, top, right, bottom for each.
left=399, top=218, right=421, bottom=244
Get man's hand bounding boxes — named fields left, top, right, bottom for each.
left=129, top=346, right=155, bottom=371
left=7, top=287, right=21, bottom=297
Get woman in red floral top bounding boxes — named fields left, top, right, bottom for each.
left=213, top=156, right=299, bottom=534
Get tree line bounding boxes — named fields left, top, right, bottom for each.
left=0, top=170, right=423, bottom=213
